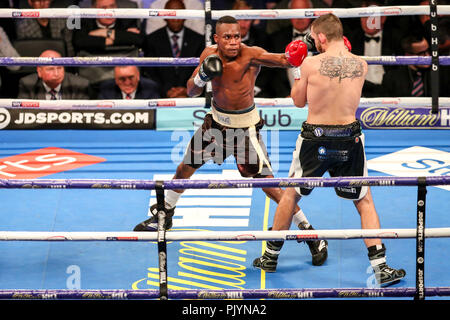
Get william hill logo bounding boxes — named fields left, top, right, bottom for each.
left=358, top=107, right=450, bottom=129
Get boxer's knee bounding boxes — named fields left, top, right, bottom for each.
left=174, top=162, right=197, bottom=179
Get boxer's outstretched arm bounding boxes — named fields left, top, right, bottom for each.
left=251, top=46, right=291, bottom=68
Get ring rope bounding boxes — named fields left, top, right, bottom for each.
left=1, top=175, right=448, bottom=189
left=1, top=97, right=449, bottom=109
left=0, top=57, right=200, bottom=67
left=1, top=228, right=450, bottom=241
left=1, top=6, right=449, bottom=19
left=0, top=56, right=448, bottom=67
left=0, top=287, right=449, bottom=299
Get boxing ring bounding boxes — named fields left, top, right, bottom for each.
left=0, top=4, right=450, bottom=303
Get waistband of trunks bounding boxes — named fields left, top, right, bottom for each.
left=301, top=120, right=362, bottom=139
left=213, top=103, right=256, bottom=114
left=211, top=103, right=260, bottom=128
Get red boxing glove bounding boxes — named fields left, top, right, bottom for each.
left=343, top=36, right=352, bottom=52
left=285, top=40, right=308, bottom=67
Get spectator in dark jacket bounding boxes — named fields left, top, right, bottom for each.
left=233, top=0, right=273, bottom=97
left=267, top=0, right=313, bottom=97
left=143, top=0, right=204, bottom=98
left=381, top=35, right=449, bottom=97
left=15, top=0, right=74, bottom=56
left=346, top=0, right=402, bottom=97
left=72, top=0, right=144, bottom=54
left=18, top=50, right=90, bottom=99
left=98, top=66, right=160, bottom=99
left=72, top=0, right=145, bottom=86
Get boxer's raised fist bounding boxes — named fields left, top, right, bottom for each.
left=198, top=55, right=222, bottom=82
left=285, top=40, right=308, bottom=67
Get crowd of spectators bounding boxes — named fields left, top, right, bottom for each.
left=0, top=0, right=448, bottom=100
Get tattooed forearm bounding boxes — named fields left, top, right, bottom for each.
left=319, top=56, right=363, bottom=81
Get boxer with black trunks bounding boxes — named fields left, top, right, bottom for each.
left=133, top=15, right=328, bottom=267
left=292, top=121, right=367, bottom=200
left=254, top=13, right=406, bottom=287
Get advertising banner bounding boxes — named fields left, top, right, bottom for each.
left=356, top=106, right=450, bottom=129
left=157, top=106, right=450, bottom=131
left=2, top=105, right=448, bottom=130
left=156, top=107, right=309, bottom=131
left=0, top=108, right=155, bottom=129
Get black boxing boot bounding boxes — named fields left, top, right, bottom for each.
left=133, top=204, right=175, bottom=232
left=298, top=222, right=328, bottom=266
left=253, top=239, right=284, bottom=273
left=368, top=244, right=406, bottom=287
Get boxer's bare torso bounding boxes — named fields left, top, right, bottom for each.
left=291, top=43, right=368, bottom=125
left=187, top=23, right=291, bottom=111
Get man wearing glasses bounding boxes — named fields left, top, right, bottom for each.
left=381, top=35, right=449, bottom=97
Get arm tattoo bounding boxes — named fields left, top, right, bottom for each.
left=319, top=55, right=363, bottom=82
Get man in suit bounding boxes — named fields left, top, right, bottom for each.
left=346, top=0, right=402, bottom=97
left=17, top=50, right=90, bottom=99
left=98, top=66, right=160, bottom=99
left=381, top=35, right=449, bottom=97
left=143, top=0, right=204, bottom=98
left=145, top=0, right=205, bottom=36
left=15, top=0, right=74, bottom=56
left=72, top=0, right=144, bottom=86
left=72, top=0, right=144, bottom=54
left=233, top=0, right=272, bottom=97
left=267, top=0, right=313, bottom=97
left=265, top=0, right=355, bottom=36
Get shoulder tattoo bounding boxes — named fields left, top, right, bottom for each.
left=319, top=55, right=364, bottom=82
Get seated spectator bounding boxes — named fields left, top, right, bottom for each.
left=267, top=0, right=314, bottom=97
left=346, top=0, right=402, bottom=97
left=78, top=0, right=140, bottom=8
left=437, top=18, right=450, bottom=55
left=15, top=0, right=74, bottom=56
left=143, top=0, right=204, bottom=98
left=145, top=0, right=205, bottom=35
left=17, top=0, right=79, bottom=8
left=212, top=0, right=277, bottom=32
left=72, top=0, right=144, bottom=85
left=0, top=0, right=17, bottom=42
left=381, top=35, right=449, bottom=97
left=0, top=25, right=21, bottom=97
left=266, top=0, right=355, bottom=36
left=77, top=0, right=142, bottom=32
left=233, top=0, right=272, bottom=97
left=97, top=65, right=160, bottom=99
left=212, top=0, right=276, bottom=9
left=0, top=26, right=21, bottom=71
left=233, top=1, right=269, bottom=50
left=72, top=0, right=144, bottom=54
left=416, top=0, right=450, bottom=55
left=18, top=50, right=90, bottom=99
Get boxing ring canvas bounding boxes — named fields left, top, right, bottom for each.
left=0, top=128, right=448, bottom=299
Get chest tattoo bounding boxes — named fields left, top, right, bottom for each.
left=319, top=56, right=363, bottom=82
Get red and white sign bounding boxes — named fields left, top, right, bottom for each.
left=0, top=147, right=106, bottom=179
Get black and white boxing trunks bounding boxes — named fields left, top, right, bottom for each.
left=289, top=120, right=368, bottom=200
left=182, top=104, right=273, bottom=178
